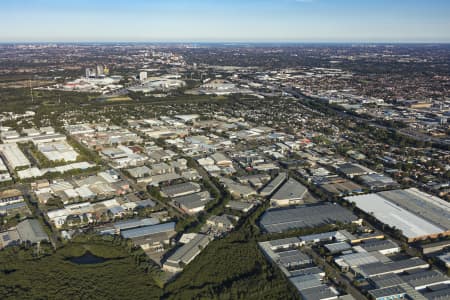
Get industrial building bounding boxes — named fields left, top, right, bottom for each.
left=270, top=178, right=308, bottom=207
left=0, top=189, right=24, bottom=207
left=345, top=189, right=450, bottom=242
left=259, top=203, right=359, bottom=233
left=0, top=143, right=30, bottom=169
left=0, top=219, right=49, bottom=249
left=259, top=238, right=341, bottom=300
left=160, top=182, right=201, bottom=198
left=36, top=140, right=79, bottom=162
left=356, top=258, right=429, bottom=278
left=172, top=191, right=211, bottom=215
left=336, top=162, right=375, bottom=178
left=378, top=188, right=450, bottom=233
left=120, top=222, right=176, bottom=251
left=360, top=239, right=401, bottom=255
left=163, top=234, right=211, bottom=273
left=259, top=172, right=287, bottom=197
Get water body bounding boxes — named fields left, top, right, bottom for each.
left=68, top=251, right=109, bottom=265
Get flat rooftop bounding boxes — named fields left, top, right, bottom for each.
left=259, top=203, right=358, bottom=233
left=345, top=193, right=446, bottom=240
left=378, top=188, right=450, bottom=230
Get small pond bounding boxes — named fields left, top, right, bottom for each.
left=68, top=251, right=109, bottom=265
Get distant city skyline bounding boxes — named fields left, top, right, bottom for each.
left=1, top=0, right=449, bottom=43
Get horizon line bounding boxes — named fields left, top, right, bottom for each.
left=1, top=41, right=450, bottom=45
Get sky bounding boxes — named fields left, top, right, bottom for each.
left=0, top=0, right=449, bottom=43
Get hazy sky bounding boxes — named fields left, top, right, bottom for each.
left=0, top=0, right=449, bottom=42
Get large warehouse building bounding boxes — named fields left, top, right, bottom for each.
left=345, top=188, right=450, bottom=242
left=259, top=203, right=360, bottom=233
left=0, top=143, right=30, bottom=170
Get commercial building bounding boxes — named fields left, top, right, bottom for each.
left=225, top=200, right=255, bottom=213
left=163, top=234, right=211, bottom=273
left=160, top=182, right=201, bottom=198
left=368, top=286, right=407, bottom=300
left=120, top=222, right=176, bottom=251
left=220, top=177, right=257, bottom=199
left=0, top=189, right=24, bottom=207
left=360, top=239, right=401, bottom=255
left=270, top=178, right=308, bottom=207
left=356, top=258, right=429, bottom=278
left=378, top=188, right=450, bottom=233
left=172, top=191, right=211, bottom=215
left=0, top=143, right=30, bottom=169
left=36, top=140, right=78, bottom=162
left=337, top=163, right=375, bottom=178
left=359, top=173, right=398, bottom=190
left=1, top=219, right=49, bottom=249
left=299, top=285, right=339, bottom=300
left=260, top=203, right=359, bottom=233
left=345, top=189, right=450, bottom=242
left=402, top=270, right=450, bottom=290
left=259, top=238, right=340, bottom=300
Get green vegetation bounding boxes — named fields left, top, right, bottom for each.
left=0, top=203, right=301, bottom=300
left=0, top=235, right=164, bottom=300
left=163, top=207, right=300, bottom=300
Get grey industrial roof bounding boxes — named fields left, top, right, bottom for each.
left=173, top=191, right=211, bottom=210
left=422, top=285, right=450, bottom=300
left=260, top=203, right=358, bottom=233
left=378, top=188, right=450, bottom=231
left=369, top=273, right=405, bottom=289
left=338, top=163, right=373, bottom=176
left=120, top=222, right=175, bottom=239
left=345, top=193, right=445, bottom=239
left=113, top=218, right=160, bottom=231
left=135, top=199, right=156, bottom=208
left=402, top=270, right=449, bottom=289
left=338, top=252, right=380, bottom=267
left=361, top=239, right=399, bottom=252
left=226, top=199, right=253, bottom=209
left=278, top=250, right=311, bottom=266
left=268, top=237, right=301, bottom=248
left=289, top=274, right=323, bottom=291
left=325, top=242, right=352, bottom=254
left=166, top=234, right=210, bottom=265
left=161, top=182, right=201, bottom=198
left=369, top=285, right=407, bottom=298
left=260, top=172, right=287, bottom=196
left=271, top=178, right=307, bottom=202
left=289, top=267, right=324, bottom=278
left=16, top=219, right=48, bottom=244
left=298, top=285, right=338, bottom=300
left=358, top=258, right=429, bottom=278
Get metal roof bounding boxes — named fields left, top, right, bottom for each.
left=358, top=258, right=429, bottom=278
left=16, top=219, right=48, bottom=244
left=345, top=193, right=446, bottom=239
left=260, top=203, right=357, bottom=233
left=121, top=222, right=175, bottom=239
left=298, top=285, right=339, bottom=300
left=271, top=178, right=307, bottom=202
left=114, top=218, right=160, bottom=231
